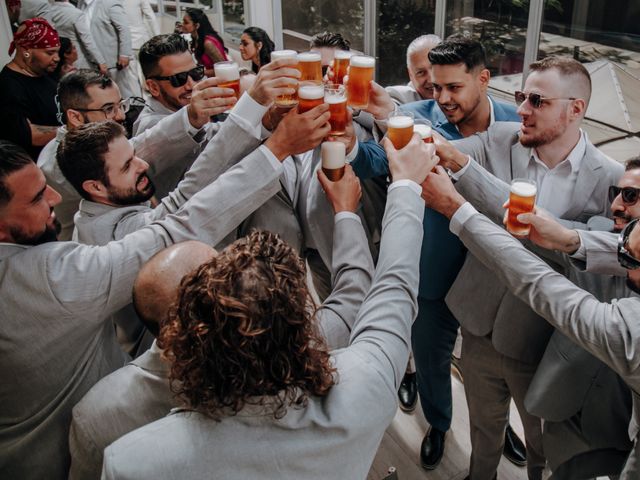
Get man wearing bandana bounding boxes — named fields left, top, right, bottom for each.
left=0, top=18, right=61, bottom=157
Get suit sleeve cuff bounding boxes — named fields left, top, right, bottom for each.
left=569, top=231, right=587, bottom=260
left=450, top=202, right=478, bottom=235
left=258, top=144, right=284, bottom=171
left=229, top=92, right=269, bottom=138
left=388, top=179, right=421, bottom=197
left=450, top=155, right=473, bottom=181
left=346, top=139, right=359, bottom=162
left=335, top=211, right=362, bottom=225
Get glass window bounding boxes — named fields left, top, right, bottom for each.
left=221, top=0, right=246, bottom=44
left=445, top=0, right=530, bottom=77
left=281, top=0, right=365, bottom=52
left=376, top=0, right=437, bottom=87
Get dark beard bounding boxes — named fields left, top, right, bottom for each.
left=626, top=277, right=640, bottom=295
left=10, top=223, right=59, bottom=246
left=107, top=174, right=156, bottom=206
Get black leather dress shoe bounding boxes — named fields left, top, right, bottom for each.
left=420, top=427, right=446, bottom=470
left=503, top=424, right=527, bottom=466
left=398, top=372, right=417, bottom=412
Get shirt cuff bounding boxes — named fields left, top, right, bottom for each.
left=449, top=202, right=478, bottom=236
left=450, top=155, right=472, bottom=181
left=258, top=144, right=283, bottom=171
left=229, top=92, right=269, bottom=139
left=346, top=139, right=359, bottom=162
left=181, top=106, right=205, bottom=139
left=335, top=211, right=362, bottom=225
left=388, top=179, right=421, bottom=197
left=569, top=231, right=587, bottom=260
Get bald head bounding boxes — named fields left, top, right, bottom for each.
left=133, top=241, right=217, bottom=336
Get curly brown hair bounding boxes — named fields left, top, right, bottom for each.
left=158, top=230, right=336, bottom=420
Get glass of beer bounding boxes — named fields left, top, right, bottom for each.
left=297, top=52, right=323, bottom=83
left=413, top=120, right=433, bottom=143
left=347, top=55, right=375, bottom=109
left=214, top=61, right=240, bottom=100
left=321, top=141, right=346, bottom=181
left=270, top=49, right=299, bottom=106
left=298, top=82, right=325, bottom=113
left=387, top=111, right=415, bottom=149
left=507, top=178, right=537, bottom=237
left=333, top=50, right=352, bottom=85
left=324, top=84, right=347, bottom=136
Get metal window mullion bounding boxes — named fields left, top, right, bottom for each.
left=364, top=0, right=376, bottom=57
left=272, top=0, right=283, bottom=50
left=522, top=0, right=544, bottom=85
left=434, top=0, right=446, bottom=39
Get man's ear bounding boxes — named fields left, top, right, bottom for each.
left=145, top=79, right=161, bottom=98
left=478, top=68, right=490, bottom=89
left=81, top=179, right=107, bottom=202
left=66, top=109, right=85, bottom=129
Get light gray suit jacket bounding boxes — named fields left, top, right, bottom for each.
left=37, top=106, right=205, bottom=240
left=78, top=0, right=132, bottom=64
left=446, top=122, right=623, bottom=363
left=453, top=208, right=640, bottom=480
left=69, top=210, right=375, bottom=480
left=49, top=2, right=105, bottom=68
left=101, top=185, right=424, bottom=480
left=19, top=0, right=54, bottom=23
left=385, top=82, right=422, bottom=106
left=0, top=151, right=283, bottom=479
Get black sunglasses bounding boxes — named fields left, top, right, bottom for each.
left=150, top=65, right=205, bottom=87
left=608, top=185, right=640, bottom=206
left=514, top=91, right=576, bottom=109
left=618, top=218, right=640, bottom=270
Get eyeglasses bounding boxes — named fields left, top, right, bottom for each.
left=608, top=185, right=640, bottom=206
left=149, top=65, right=205, bottom=88
left=74, top=97, right=146, bottom=118
left=618, top=218, right=640, bottom=270
left=514, top=91, right=577, bottom=109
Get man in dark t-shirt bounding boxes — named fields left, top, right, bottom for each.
left=0, top=18, right=61, bottom=157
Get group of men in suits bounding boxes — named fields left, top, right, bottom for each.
left=1, top=23, right=640, bottom=480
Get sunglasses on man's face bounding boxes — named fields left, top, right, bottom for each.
left=608, top=185, right=640, bottom=206
left=514, top=91, right=576, bottom=109
left=618, top=218, right=640, bottom=270
left=150, top=65, right=205, bottom=88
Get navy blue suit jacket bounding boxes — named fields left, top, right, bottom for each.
left=350, top=97, right=519, bottom=300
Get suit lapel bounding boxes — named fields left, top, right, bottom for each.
left=563, top=146, right=601, bottom=219
left=510, top=141, right=530, bottom=180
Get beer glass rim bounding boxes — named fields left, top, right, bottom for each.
left=350, top=55, right=375, bottom=67
left=271, top=49, right=298, bottom=59
left=334, top=50, right=354, bottom=59
left=325, top=83, right=346, bottom=93
left=298, top=82, right=325, bottom=99
left=510, top=178, right=537, bottom=195
left=387, top=110, right=415, bottom=120
left=298, top=51, right=322, bottom=61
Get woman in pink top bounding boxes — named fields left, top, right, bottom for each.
left=182, top=8, right=228, bottom=76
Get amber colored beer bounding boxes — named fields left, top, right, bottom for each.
left=414, top=124, right=433, bottom=143
left=271, top=50, right=299, bottom=106
left=325, top=84, right=347, bottom=136
left=387, top=115, right=414, bottom=149
left=321, top=141, right=346, bottom=181
left=297, top=52, right=322, bottom=83
left=214, top=61, right=240, bottom=99
left=333, top=50, right=352, bottom=85
left=298, top=83, right=325, bottom=113
left=507, top=179, right=537, bottom=237
left=347, top=55, right=375, bottom=109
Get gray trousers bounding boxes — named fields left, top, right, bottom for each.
left=461, top=330, right=545, bottom=480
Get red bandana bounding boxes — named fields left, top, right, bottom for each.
left=9, top=18, right=60, bottom=56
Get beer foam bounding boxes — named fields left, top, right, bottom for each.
left=299, top=84, right=324, bottom=99
left=214, top=62, right=239, bottom=81
left=271, top=50, right=297, bottom=60
left=388, top=115, right=414, bottom=129
left=324, top=92, right=346, bottom=104
left=334, top=50, right=353, bottom=60
left=298, top=52, right=321, bottom=62
left=413, top=124, right=432, bottom=138
left=511, top=181, right=537, bottom=197
left=350, top=55, right=375, bottom=68
left=321, top=142, right=346, bottom=169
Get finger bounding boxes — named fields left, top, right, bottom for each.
left=193, top=77, right=223, bottom=90
left=434, top=165, right=448, bottom=175
left=502, top=200, right=509, bottom=209
left=503, top=210, right=508, bottom=226
left=199, top=87, right=236, bottom=99
left=264, top=57, right=299, bottom=70
left=381, top=136, right=397, bottom=156
left=317, top=168, right=331, bottom=192
left=517, top=212, right=534, bottom=224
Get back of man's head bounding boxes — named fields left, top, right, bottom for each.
left=56, top=121, right=125, bottom=200
left=626, top=157, right=640, bottom=172
left=57, top=69, right=114, bottom=124
left=428, top=34, right=487, bottom=72
left=529, top=55, right=592, bottom=107
left=309, top=31, right=351, bottom=51
left=158, top=230, right=336, bottom=419
left=133, top=241, right=217, bottom=337
left=0, top=141, right=34, bottom=209
left=139, top=34, right=191, bottom=79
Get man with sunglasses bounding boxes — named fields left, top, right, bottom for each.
left=430, top=55, right=623, bottom=480
left=421, top=165, right=640, bottom=480
left=37, top=68, right=236, bottom=241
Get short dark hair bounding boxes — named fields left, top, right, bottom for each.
left=309, top=31, right=351, bottom=51
left=529, top=55, right=592, bottom=104
left=428, top=34, right=487, bottom=72
left=57, top=69, right=114, bottom=124
left=626, top=157, right=640, bottom=172
left=0, top=141, right=34, bottom=208
left=57, top=121, right=126, bottom=200
left=139, top=34, right=190, bottom=79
